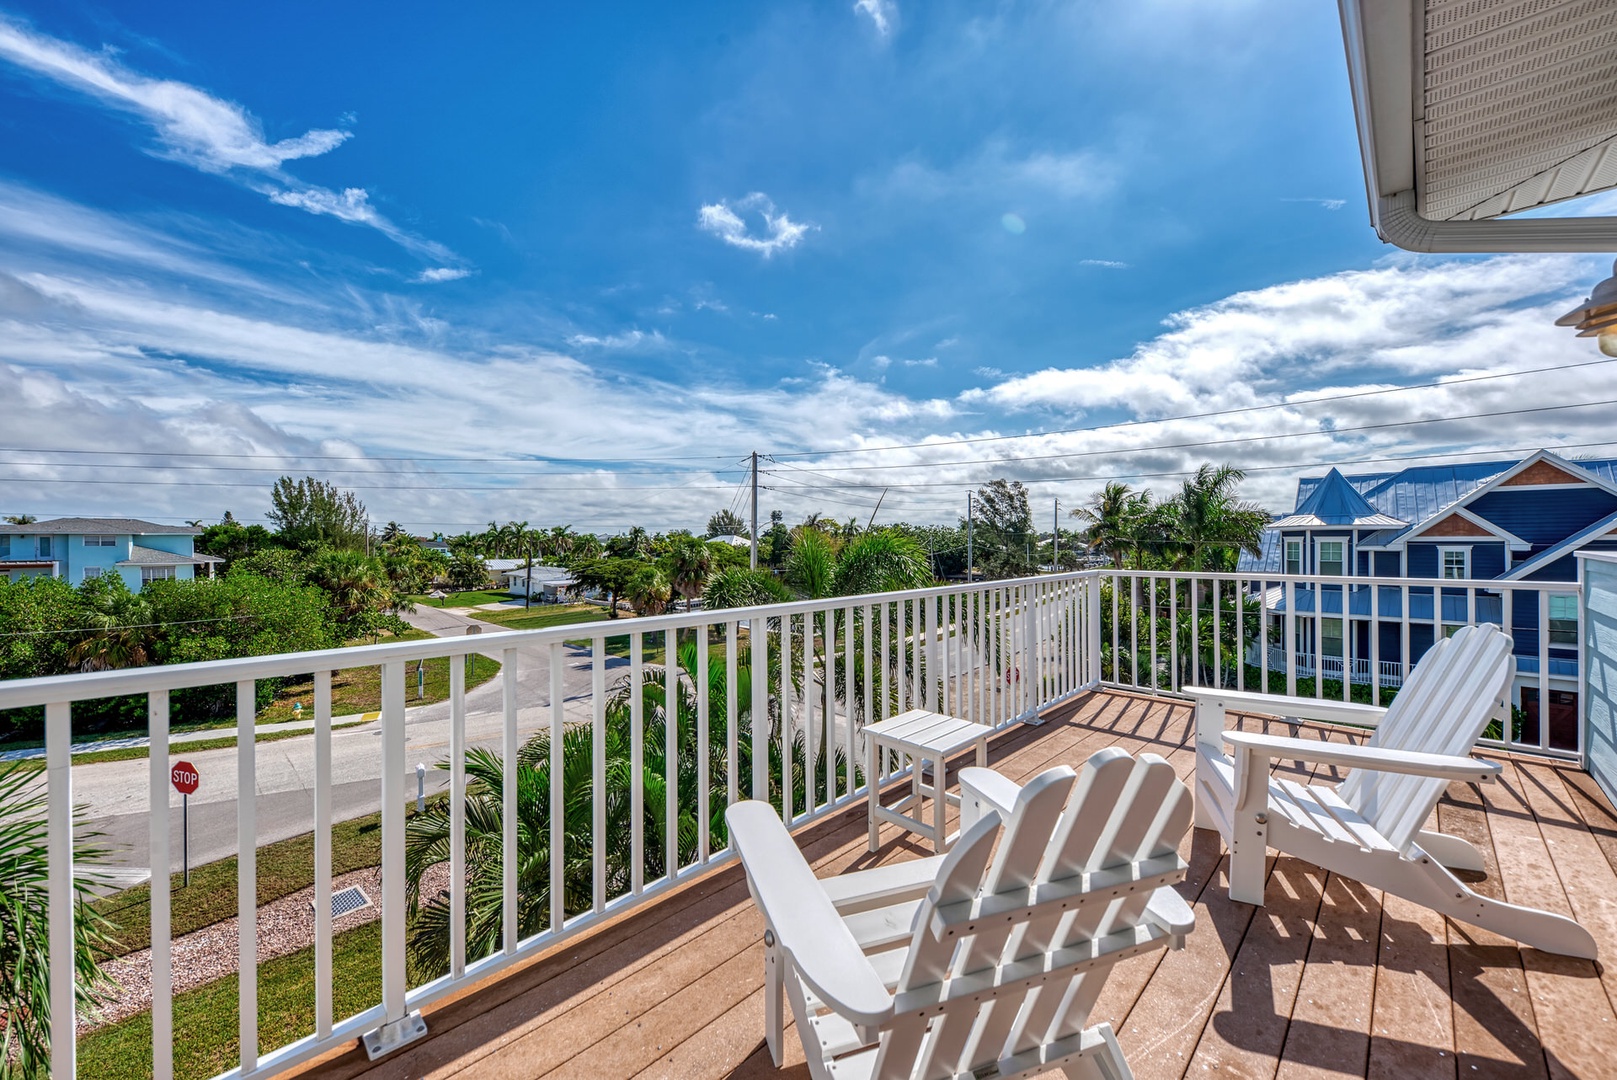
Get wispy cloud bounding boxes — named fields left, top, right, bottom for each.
left=901, top=356, right=937, bottom=367
left=697, top=193, right=815, bottom=257
left=566, top=329, right=666, bottom=350
left=0, top=14, right=458, bottom=264
left=854, top=0, right=896, bottom=37
left=1079, top=258, right=1130, bottom=269
left=415, top=267, right=471, bottom=284
left=1280, top=197, right=1346, bottom=211
left=874, top=142, right=1117, bottom=203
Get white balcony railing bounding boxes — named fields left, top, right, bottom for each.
left=1264, top=645, right=1405, bottom=688
left=0, top=567, right=1584, bottom=1078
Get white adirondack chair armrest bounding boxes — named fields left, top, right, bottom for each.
left=1144, top=885, right=1196, bottom=941
left=726, top=801, right=894, bottom=1027
left=1182, top=686, right=1388, bottom=729
left=1223, top=729, right=1501, bottom=793
left=959, top=766, right=1020, bottom=822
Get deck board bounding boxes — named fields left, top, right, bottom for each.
left=289, top=689, right=1617, bottom=1080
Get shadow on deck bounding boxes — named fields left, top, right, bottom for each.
left=292, top=688, right=1617, bottom=1080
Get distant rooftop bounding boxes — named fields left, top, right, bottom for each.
left=0, top=517, right=199, bottom=536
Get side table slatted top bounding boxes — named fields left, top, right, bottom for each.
left=865, top=709, right=994, bottom=853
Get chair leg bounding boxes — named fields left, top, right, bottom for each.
left=1059, top=1025, right=1134, bottom=1080
left=1399, top=856, right=1598, bottom=960
left=765, top=939, right=784, bottom=1064
left=1226, top=815, right=1268, bottom=906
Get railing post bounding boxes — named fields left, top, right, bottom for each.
left=1086, top=573, right=1102, bottom=689
left=364, top=661, right=426, bottom=1059
left=237, top=680, right=258, bottom=1073
left=46, top=700, right=74, bottom=1080
left=148, top=690, right=173, bottom=1080
left=1023, top=581, right=1042, bottom=723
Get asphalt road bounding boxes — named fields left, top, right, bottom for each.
left=77, top=604, right=627, bottom=877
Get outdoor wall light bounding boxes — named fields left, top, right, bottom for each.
left=1556, top=259, right=1617, bottom=357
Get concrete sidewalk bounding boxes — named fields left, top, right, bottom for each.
left=0, top=710, right=384, bottom=762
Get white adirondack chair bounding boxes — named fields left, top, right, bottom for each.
left=1185, top=623, right=1597, bottom=959
left=726, top=747, right=1195, bottom=1080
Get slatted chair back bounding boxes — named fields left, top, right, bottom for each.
left=870, top=748, right=1192, bottom=1080
left=1336, top=623, right=1513, bottom=852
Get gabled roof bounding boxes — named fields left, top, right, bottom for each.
left=1503, top=508, right=1617, bottom=580
left=115, top=546, right=223, bottom=566
left=1271, top=468, right=1405, bottom=528
left=1402, top=505, right=1531, bottom=552
left=0, top=517, right=199, bottom=536
left=1340, top=0, right=1617, bottom=252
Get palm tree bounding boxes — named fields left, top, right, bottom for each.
left=1071, top=482, right=1149, bottom=569
left=1166, top=464, right=1269, bottom=571
left=403, top=637, right=763, bottom=981
left=0, top=767, right=117, bottom=1074
left=1, top=514, right=36, bottom=525
left=306, top=549, right=387, bottom=627
left=68, top=581, right=155, bottom=672
left=625, top=565, right=671, bottom=616
left=664, top=535, right=714, bottom=608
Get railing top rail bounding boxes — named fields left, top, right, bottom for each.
left=0, top=570, right=1093, bottom=709
left=1098, top=568, right=1580, bottom=592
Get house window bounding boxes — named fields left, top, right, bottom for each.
left=1317, top=540, right=1345, bottom=576
left=82, top=567, right=102, bottom=580
left=37, top=536, right=51, bottom=558
left=141, top=566, right=175, bottom=585
left=1322, top=617, right=1344, bottom=658
left=1284, top=540, right=1302, bottom=575
left=0, top=536, right=8, bottom=558
left=85, top=535, right=116, bottom=547
left=1549, top=595, right=1578, bottom=645
left=1441, top=548, right=1469, bottom=580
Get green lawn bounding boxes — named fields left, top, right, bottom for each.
left=77, top=920, right=384, bottom=1080
left=92, top=807, right=389, bottom=957
left=474, top=602, right=615, bottom=632
left=407, top=588, right=513, bottom=609
left=255, top=628, right=500, bottom=724
left=2, top=720, right=373, bottom=772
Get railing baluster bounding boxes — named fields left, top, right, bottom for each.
left=46, top=700, right=73, bottom=1080
left=666, top=631, right=679, bottom=875
left=1284, top=580, right=1297, bottom=697
left=149, top=691, right=173, bottom=1080
left=550, top=642, right=566, bottom=927
left=1400, top=584, right=1411, bottom=698
left=502, top=651, right=519, bottom=943
left=1370, top=586, right=1382, bottom=707
left=629, top=634, right=645, bottom=893
left=698, top=624, right=711, bottom=861
left=843, top=604, right=855, bottom=800
left=238, top=679, right=258, bottom=1071
left=751, top=615, right=767, bottom=801
left=862, top=603, right=874, bottom=776
left=592, top=638, right=607, bottom=911
left=1171, top=576, right=1180, bottom=693
left=803, top=611, right=816, bottom=815
left=1149, top=576, right=1159, bottom=692
left=380, top=659, right=409, bottom=1033
left=449, top=658, right=468, bottom=973
left=1538, top=589, right=1551, bottom=753
left=314, top=671, right=334, bottom=1029
left=824, top=608, right=835, bottom=805
left=726, top=622, right=739, bottom=812
left=782, top=614, right=794, bottom=819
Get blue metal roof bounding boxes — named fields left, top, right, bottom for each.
left=1274, top=468, right=1405, bottom=527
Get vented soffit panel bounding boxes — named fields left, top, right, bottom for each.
left=1341, top=0, right=1617, bottom=251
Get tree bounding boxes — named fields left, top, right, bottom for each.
left=567, top=557, right=643, bottom=618
left=971, top=479, right=1036, bottom=579
left=67, top=576, right=155, bottom=672
left=705, top=509, right=747, bottom=538
left=663, top=535, right=715, bottom=607
left=267, top=476, right=369, bottom=551
left=380, top=521, right=408, bottom=544
left=1166, top=464, right=1270, bottom=571
left=1071, top=482, right=1152, bottom=569
left=607, top=526, right=651, bottom=559
left=0, top=768, right=116, bottom=1076
left=1, top=514, right=36, bottom=525
left=195, top=520, right=277, bottom=566
left=447, top=550, right=490, bottom=593
left=625, top=565, right=671, bottom=616
left=701, top=566, right=794, bottom=609
left=305, top=550, right=391, bottom=633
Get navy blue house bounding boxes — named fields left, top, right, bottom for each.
left=1239, top=450, right=1617, bottom=751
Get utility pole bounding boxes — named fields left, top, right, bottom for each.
left=966, top=491, right=974, bottom=580
left=750, top=451, right=759, bottom=571
left=1053, top=498, right=1059, bottom=571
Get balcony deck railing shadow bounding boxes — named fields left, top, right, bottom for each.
left=0, top=568, right=1598, bottom=1078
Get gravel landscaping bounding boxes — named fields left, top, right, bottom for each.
left=86, top=861, right=449, bottom=1031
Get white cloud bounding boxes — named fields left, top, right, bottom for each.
left=854, top=0, right=896, bottom=37
left=873, top=142, right=1117, bottom=203
left=415, top=267, right=471, bottom=284
left=1280, top=197, right=1346, bottom=211
left=1079, top=258, right=1130, bottom=269
left=902, top=357, right=937, bottom=367
left=697, top=193, right=815, bottom=257
left=0, top=16, right=458, bottom=265
left=565, top=329, right=666, bottom=350
left=0, top=15, right=347, bottom=172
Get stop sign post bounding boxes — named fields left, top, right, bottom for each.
left=172, top=760, right=199, bottom=885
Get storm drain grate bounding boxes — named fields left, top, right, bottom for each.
left=314, top=885, right=372, bottom=920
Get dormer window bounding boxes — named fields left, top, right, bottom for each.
left=1440, top=547, right=1469, bottom=580
left=1284, top=540, right=1302, bottom=575
left=1317, top=540, right=1345, bottom=576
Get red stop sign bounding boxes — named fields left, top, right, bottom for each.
left=171, top=761, right=200, bottom=796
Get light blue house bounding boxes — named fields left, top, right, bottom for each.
left=0, top=517, right=222, bottom=590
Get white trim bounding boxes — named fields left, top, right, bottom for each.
left=1397, top=504, right=1532, bottom=552
left=1314, top=537, right=1348, bottom=578
left=1283, top=539, right=1303, bottom=576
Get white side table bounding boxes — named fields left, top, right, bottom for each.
left=865, top=709, right=993, bottom=853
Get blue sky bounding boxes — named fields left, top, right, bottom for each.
left=0, top=1, right=1610, bottom=532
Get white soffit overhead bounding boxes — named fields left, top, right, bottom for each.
left=1341, top=0, right=1617, bottom=251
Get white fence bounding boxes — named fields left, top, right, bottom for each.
left=0, top=566, right=1585, bottom=1077
left=1265, top=646, right=1405, bottom=688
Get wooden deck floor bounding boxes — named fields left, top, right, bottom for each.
left=298, top=689, right=1617, bottom=1080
